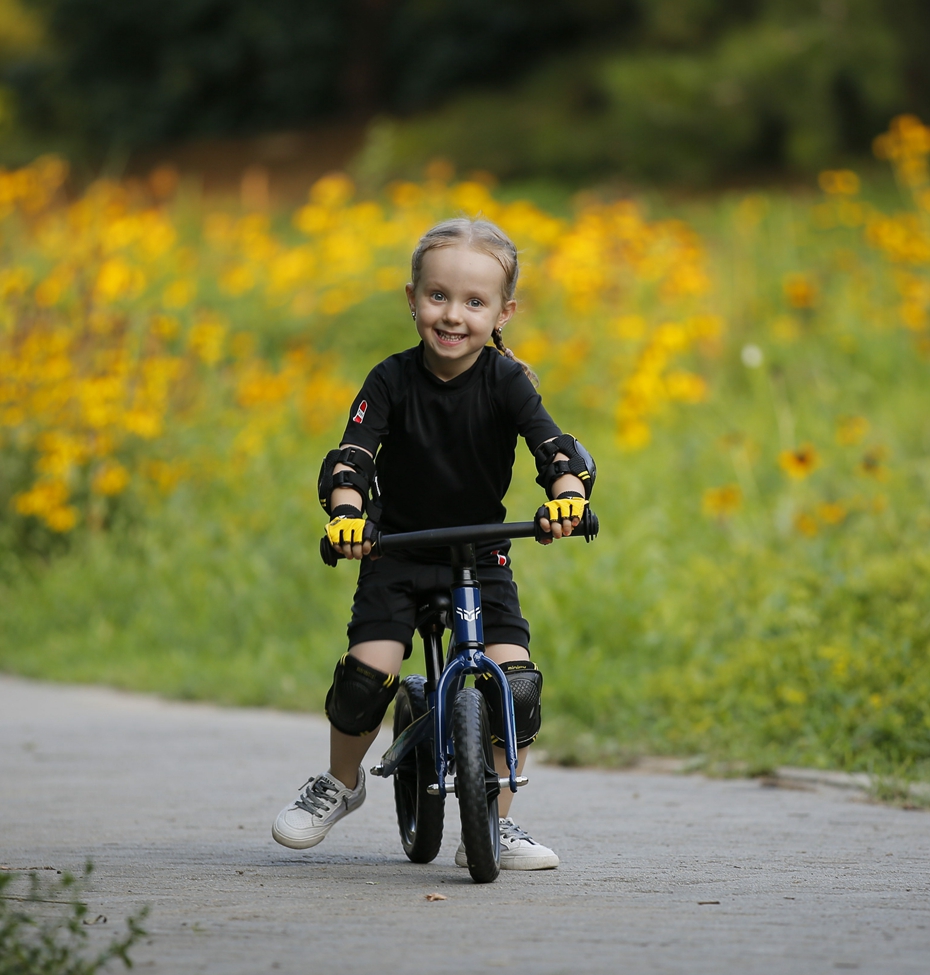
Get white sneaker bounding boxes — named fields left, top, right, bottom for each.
left=272, top=768, right=366, bottom=849
left=455, top=817, right=559, bottom=871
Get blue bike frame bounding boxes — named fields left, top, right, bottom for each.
left=362, top=514, right=598, bottom=799
left=431, top=571, right=520, bottom=798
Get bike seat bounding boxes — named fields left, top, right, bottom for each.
left=415, top=591, right=452, bottom=632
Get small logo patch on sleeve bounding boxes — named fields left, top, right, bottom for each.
left=352, top=400, right=368, bottom=423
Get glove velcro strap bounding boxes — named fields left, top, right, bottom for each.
left=325, top=515, right=368, bottom=545
left=331, top=469, right=369, bottom=496
left=541, top=496, right=587, bottom=522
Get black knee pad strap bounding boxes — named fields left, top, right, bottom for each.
left=476, top=661, right=543, bottom=749
left=325, top=653, right=398, bottom=736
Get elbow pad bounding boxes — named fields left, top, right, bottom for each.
left=318, top=446, right=375, bottom=515
left=533, top=434, right=596, bottom=499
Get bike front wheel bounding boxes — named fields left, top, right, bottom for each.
left=452, top=687, right=501, bottom=883
left=393, top=675, right=444, bottom=863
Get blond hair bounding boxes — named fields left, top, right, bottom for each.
left=410, top=218, right=538, bottom=386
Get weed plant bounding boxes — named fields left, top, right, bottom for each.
left=0, top=864, right=147, bottom=975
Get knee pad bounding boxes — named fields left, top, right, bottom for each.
left=476, top=661, right=543, bottom=749
left=325, top=653, right=398, bottom=736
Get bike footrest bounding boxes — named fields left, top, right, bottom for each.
left=426, top=775, right=528, bottom=796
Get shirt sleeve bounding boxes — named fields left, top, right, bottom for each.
left=339, top=363, right=391, bottom=454
left=504, top=368, right=562, bottom=454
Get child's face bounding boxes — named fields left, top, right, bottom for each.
left=406, top=244, right=515, bottom=381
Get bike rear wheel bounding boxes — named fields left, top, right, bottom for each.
left=393, top=675, right=444, bottom=863
left=452, top=687, right=501, bottom=883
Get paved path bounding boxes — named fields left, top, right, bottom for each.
left=2, top=675, right=929, bottom=974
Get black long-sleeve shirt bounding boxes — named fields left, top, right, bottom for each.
left=340, top=344, right=560, bottom=538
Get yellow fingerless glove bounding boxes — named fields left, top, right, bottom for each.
left=325, top=515, right=367, bottom=545
left=541, top=496, right=588, bottom=522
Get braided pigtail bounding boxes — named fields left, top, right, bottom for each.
left=493, top=327, right=539, bottom=388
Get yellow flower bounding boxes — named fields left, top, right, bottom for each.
left=835, top=415, right=869, bottom=446
left=220, top=264, right=256, bottom=296
left=162, top=278, right=196, bottom=310
left=616, top=418, right=651, bottom=451
left=188, top=315, right=227, bottom=366
left=151, top=314, right=180, bottom=340
left=779, top=444, right=820, bottom=479
left=793, top=512, right=819, bottom=537
left=783, top=274, right=818, bottom=309
left=45, top=505, right=78, bottom=533
left=123, top=410, right=162, bottom=439
left=92, top=460, right=130, bottom=496
left=611, top=315, right=646, bottom=341
left=309, top=173, right=355, bottom=209
left=95, top=258, right=144, bottom=303
left=653, top=322, right=689, bottom=353
left=702, top=484, right=742, bottom=518
left=817, top=501, right=847, bottom=525
left=664, top=371, right=707, bottom=403
left=778, top=685, right=808, bottom=705
left=13, top=479, right=74, bottom=532
left=818, top=170, right=861, bottom=196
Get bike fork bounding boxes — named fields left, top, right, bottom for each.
left=431, top=543, right=522, bottom=799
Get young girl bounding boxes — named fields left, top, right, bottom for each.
left=272, top=218, right=596, bottom=870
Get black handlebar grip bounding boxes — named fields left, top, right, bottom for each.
left=581, top=505, right=599, bottom=542
left=319, top=535, right=342, bottom=567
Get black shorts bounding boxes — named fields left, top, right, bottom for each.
left=347, top=554, right=530, bottom=657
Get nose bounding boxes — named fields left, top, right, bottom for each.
left=444, top=301, right=465, bottom=324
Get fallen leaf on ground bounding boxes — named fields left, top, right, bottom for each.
left=424, top=893, right=447, bottom=901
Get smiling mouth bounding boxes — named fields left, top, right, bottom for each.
left=435, top=329, right=467, bottom=344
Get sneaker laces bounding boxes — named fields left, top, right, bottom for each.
left=499, top=817, right=536, bottom=844
left=294, top=776, right=341, bottom=816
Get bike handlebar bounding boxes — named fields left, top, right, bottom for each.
left=376, top=520, right=537, bottom=554
left=320, top=507, right=598, bottom=567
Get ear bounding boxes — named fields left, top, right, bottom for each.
left=497, top=299, right=516, bottom=329
left=405, top=283, right=416, bottom=317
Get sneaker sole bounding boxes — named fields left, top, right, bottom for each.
left=455, top=848, right=559, bottom=870
left=272, top=819, right=341, bottom=849
left=500, top=853, right=560, bottom=870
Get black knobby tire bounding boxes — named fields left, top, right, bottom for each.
left=452, top=687, right=501, bottom=883
left=393, top=675, right=444, bottom=863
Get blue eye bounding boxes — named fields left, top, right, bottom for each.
left=431, top=292, right=444, bottom=301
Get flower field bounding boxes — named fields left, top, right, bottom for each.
left=2, top=118, right=930, bottom=783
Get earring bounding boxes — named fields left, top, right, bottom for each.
left=411, top=310, right=417, bottom=320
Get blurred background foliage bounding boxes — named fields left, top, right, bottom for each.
left=0, top=0, right=927, bottom=182
left=2, top=118, right=930, bottom=780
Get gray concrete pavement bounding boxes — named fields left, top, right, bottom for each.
left=2, top=674, right=929, bottom=974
